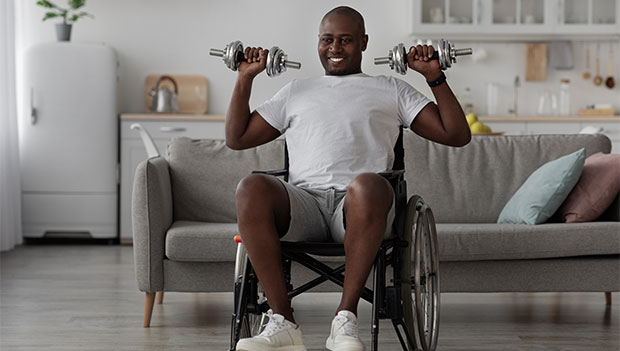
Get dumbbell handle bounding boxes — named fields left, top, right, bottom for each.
left=374, top=48, right=472, bottom=65
left=209, top=48, right=301, bottom=69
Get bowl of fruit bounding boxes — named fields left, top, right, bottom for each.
left=466, top=113, right=504, bottom=135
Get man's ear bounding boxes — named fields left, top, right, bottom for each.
left=362, top=34, right=368, bottom=51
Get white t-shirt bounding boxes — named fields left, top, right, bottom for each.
left=256, top=73, right=432, bottom=190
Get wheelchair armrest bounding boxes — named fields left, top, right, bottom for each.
left=378, top=170, right=405, bottom=180
left=252, top=169, right=289, bottom=177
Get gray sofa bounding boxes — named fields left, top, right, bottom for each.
left=132, top=132, right=620, bottom=327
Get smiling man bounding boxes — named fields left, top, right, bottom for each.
left=227, top=6, right=469, bottom=351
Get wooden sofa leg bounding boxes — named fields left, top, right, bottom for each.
left=144, top=292, right=156, bottom=327
left=157, top=291, right=164, bottom=304
left=605, top=292, right=612, bottom=306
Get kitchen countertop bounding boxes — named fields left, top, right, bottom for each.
left=120, top=114, right=619, bottom=123
left=120, top=113, right=225, bottom=121
left=479, top=116, right=619, bottom=122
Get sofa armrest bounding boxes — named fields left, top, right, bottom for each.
left=132, top=156, right=173, bottom=292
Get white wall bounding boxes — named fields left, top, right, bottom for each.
left=16, top=0, right=620, bottom=116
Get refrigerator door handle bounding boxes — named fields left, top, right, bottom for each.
left=30, top=87, right=38, bottom=125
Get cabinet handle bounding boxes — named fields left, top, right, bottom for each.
left=476, top=0, right=482, bottom=24
left=30, top=88, right=37, bottom=125
left=558, top=0, right=563, bottom=24
left=159, top=126, right=187, bottom=133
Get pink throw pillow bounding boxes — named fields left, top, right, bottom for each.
left=559, top=152, right=620, bottom=222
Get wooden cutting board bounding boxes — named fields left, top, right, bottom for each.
left=525, top=43, right=547, bottom=81
left=145, top=74, right=208, bottom=114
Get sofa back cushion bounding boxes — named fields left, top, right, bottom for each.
left=167, top=137, right=285, bottom=222
left=403, top=132, right=611, bottom=223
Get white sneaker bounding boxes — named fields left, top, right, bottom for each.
left=325, top=310, right=365, bottom=351
left=236, top=310, right=307, bottom=351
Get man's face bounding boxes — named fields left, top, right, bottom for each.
left=318, top=14, right=368, bottom=76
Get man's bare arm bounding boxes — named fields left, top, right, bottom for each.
left=407, top=45, right=471, bottom=147
left=225, top=47, right=281, bottom=150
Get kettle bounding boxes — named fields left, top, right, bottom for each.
left=149, top=75, right=179, bottom=113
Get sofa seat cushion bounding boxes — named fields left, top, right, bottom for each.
left=164, top=221, right=620, bottom=264
left=437, top=222, right=620, bottom=262
left=165, top=221, right=238, bottom=262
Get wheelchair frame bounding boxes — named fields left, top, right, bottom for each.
left=230, top=129, right=440, bottom=351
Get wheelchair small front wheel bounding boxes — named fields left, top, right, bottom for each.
left=400, top=195, right=440, bottom=351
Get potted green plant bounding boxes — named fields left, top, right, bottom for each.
left=36, top=0, right=94, bottom=42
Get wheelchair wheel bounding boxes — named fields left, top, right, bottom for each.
left=400, top=195, right=440, bottom=351
left=232, top=243, right=266, bottom=346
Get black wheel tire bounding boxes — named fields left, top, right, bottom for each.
left=400, top=195, right=440, bottom=351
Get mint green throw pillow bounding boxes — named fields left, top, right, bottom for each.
left=497, top=148, right=586, bottom=225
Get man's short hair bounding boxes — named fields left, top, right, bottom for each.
left=321, top=6, right=366, bottom=34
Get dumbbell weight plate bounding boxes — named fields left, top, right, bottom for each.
left=392, top=43, right=408, bottom=75
left=266, top=46, right=284, bottom=77
left=266, top=46, right=301, bottom=77
left=225, top=40, right=244, bottom=71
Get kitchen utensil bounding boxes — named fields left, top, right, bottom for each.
left=149, top=75, right=179, bottom=113
left=525, top=43, right=547, bottom=81
left=487, top=82, right=499, bottom=115
left=537, top=90, right=557, bottom=116
left=593, top=43, right=603, bottom=86
left=605, top=44, right=615, bottom=89
left=145, top=74, right=208, bottom=113
left=582, top=45, right=591, bottom=80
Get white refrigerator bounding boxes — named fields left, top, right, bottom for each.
left=20, top=42, right=119, bottom=239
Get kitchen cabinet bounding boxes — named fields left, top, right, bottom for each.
left=410, top=0, right=619, bottom=40
left=119, top=115, right=225, bottom=242
left=480, top=116, right=620, bottom=153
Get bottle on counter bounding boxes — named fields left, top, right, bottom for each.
left=559, top=79, right=571, bottom=116
left=461, top=87, right=474, bottom=114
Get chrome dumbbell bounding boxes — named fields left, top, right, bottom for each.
left=374, top=39, right=472, bottom=74
left=209, top=40, right=301, bottom=77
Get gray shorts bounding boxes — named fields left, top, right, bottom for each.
left=275, top=178, right=395, bottom=243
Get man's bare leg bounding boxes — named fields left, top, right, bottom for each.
left=235, top=174, right=295, bottom=323
left=337, top=173, right=393, bottom=315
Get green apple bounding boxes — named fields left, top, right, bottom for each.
left=483, top=124, right=492, bottom=132
left=466, top=113, right=478, bottom=126
left=470, top=121, right=485, bottom=133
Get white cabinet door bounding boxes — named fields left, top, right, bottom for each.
left=526, top=121, right=582, bottom=135
left=410, top=0, right=619, bottom=39
left=484, top=121, right=527, bottom=135
left=119, top=119, right=225, bottom=241
left=555, top=0, right=619, bottom=35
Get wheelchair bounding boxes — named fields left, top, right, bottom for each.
left=230, top=128, right=441, bottom=351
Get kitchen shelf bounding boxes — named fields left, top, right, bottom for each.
left=120, top=113, right=225, bottom=121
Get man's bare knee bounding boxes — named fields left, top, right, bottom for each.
left=347, top=173, right=393, bottom=209
left=235, top=174, right=291, bottom=235
left=236, top=174, right=275, bottom=203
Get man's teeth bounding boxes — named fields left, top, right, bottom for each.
left=329, top=57, right=344, bottom=62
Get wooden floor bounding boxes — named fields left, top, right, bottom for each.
left=1, top=244, right=618, bottom=351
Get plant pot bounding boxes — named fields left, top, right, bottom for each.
left=55, top=23, right=72, bottom=41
